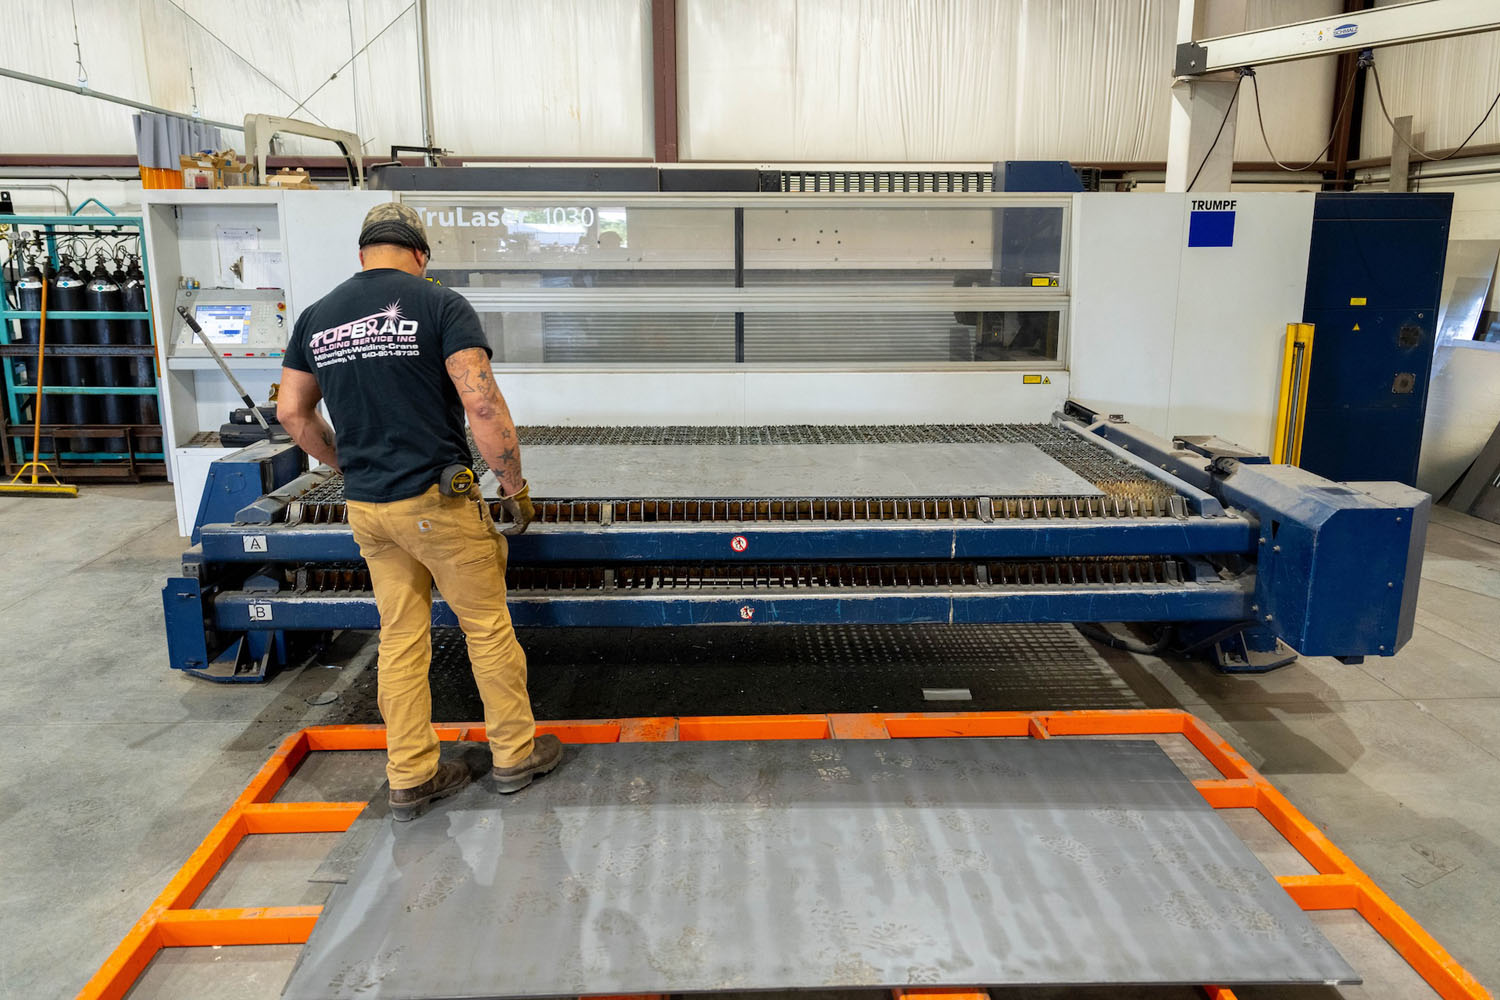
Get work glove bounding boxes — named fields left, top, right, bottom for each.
left=499, top=479, right=535, bottom=536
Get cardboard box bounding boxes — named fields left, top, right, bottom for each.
left=264, top=168, right=317, bottom=190
left=178, top=150, right=252, bottom=189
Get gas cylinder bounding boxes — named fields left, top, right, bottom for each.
left=48, top=256, right=95, bottom=452
left=14, top=260, right=44, bottom=388
left=86, top=256, right=128, bottom=452
left=119, top=256, right=161, bottom=453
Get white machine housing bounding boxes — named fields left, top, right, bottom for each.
left=146, top=188, right=1318, bottom=535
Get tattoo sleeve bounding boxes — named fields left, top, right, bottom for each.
left=446, top=348, right=524, bottom=494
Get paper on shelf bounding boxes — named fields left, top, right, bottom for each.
left=215, top=226, right=258, bottom=287
left=241, top=250, right=286, bottom=290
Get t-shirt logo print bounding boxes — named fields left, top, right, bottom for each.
left=305, top=300, right=421, bottom=368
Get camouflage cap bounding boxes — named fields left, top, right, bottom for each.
left=358, top=201, right=430, bottom=255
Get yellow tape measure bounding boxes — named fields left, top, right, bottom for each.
left=439, top=463, right=475, bottom=497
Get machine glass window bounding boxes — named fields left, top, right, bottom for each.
left=414, top=196, right=1068, bottom=368
left=481, top=312, right=737, bottom=364
left=409, top=203, right=735, bottom=287
left=742, top=205, right=1065, bottom=289
left=741, top=311, right=1062, bottom=364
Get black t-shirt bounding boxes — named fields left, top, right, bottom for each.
left=283, top=268, right=489, bottom=502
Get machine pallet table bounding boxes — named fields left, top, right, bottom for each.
left=166, top=405, right=1430, bottom=682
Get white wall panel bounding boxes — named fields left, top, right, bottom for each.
left=1357, top=0, right=1500, bottom=159
left=1231, top=0, right=1341, bottom=163
left=0, top=0, right=647, bottom=160
left=427, top=0, right=651, bottom=157
left=4, top=0, right=1473, bottom=165
left=137, top=0, right=372, bottom=156
left=679, top=0, right=1337, bottom=163
left=679, top=0, right=1177, bottom=162
left=0, top=0, right=151, bottom=153
left=346, top=0, right=424, bottom=160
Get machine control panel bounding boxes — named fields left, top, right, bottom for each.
left=171, top=288, right=288, bottom=358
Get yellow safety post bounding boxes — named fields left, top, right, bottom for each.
left=1271, top=322, right=1315, bottom=466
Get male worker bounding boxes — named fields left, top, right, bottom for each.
left=278, top=203, right=562, bottom=821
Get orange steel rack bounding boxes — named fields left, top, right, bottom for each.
left=78, top=710, right=1492, bottom=1000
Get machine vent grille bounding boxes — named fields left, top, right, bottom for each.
left=777, top=170, right=995, bottom=193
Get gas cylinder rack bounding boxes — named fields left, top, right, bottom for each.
left=0, top=206, right=164, bottom=481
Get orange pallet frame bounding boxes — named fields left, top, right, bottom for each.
left=79, top=710, right=1492, bottom=1000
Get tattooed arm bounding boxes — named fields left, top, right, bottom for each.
left=277, top=367, right=340, bottom=473
left=445, top=347, right=524, bottom=495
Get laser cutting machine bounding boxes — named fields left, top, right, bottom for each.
left=151, top=182, right=1445, bottom=682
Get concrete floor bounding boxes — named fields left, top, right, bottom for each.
left=1, top=485, right=1497, bottom=998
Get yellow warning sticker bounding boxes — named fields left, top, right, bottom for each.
left=1030, top=276, right=1059, bottom=287
left=1350, top=296, right=1367, bottom=306
left=1353, top=323, right=1361, bottom=331
left=1022, top=375, right=1052, bottom=385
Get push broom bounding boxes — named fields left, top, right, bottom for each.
left=2, top=269, right=79, bottom=497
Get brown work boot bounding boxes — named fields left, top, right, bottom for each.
left=388, top=760, right=471, bottom=822
left=491, top=734, right=563, bottom=793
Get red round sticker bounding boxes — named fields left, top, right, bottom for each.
left=739, top=605, right=756, bottom=620
left=730, top=535, right=749, bottom=552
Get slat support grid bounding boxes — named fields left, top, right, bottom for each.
left=77, top=710, right=1491, bottom=1000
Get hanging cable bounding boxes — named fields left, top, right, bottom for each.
left=1247, top=61, right=1363, bottom=172
left=188, top=59, right=201, bottom=119
left=69, top=0, right=88, bottom=87
left=1368, top=56, right=1500, bottom=162
left=344, top=0, right=362, bottom=142
left=285, top=2, right=415, bottom=121
left=1186, top=70, right=1247, bottom=192
left=164, top=0, right=331, bottom=127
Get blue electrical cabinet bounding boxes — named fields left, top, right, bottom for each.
left=1299, top=193, right=1451, bottom=486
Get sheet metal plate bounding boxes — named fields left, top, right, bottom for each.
left=498, top=443, right=1103, bottom=499
left=284, top=739, right=1355, bottom=998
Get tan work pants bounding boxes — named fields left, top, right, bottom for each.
left=347, top=485, right=535, bottom=789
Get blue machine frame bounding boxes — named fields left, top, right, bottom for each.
left=163, top=404, right=1429, bottom=682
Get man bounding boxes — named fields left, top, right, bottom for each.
left=279, top=203, right=562, bottom=822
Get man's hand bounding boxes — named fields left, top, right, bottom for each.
left=499, top=479, right=535, bottom=535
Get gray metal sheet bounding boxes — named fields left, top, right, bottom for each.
left=283, top=739, right=1356, bottom=999
left=493, top=443, right=1103, bottom=499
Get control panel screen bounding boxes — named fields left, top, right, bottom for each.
left=194, top=304, right=252, bottom=344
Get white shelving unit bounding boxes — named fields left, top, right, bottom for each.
left=143, top=188, right=390, bottom=533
